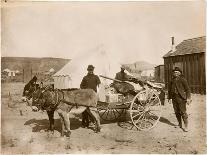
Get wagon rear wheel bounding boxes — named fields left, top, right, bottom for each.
left=130, top=89, right=162, bottom=131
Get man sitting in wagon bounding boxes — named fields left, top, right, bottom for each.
left=115, top=66, right=132, bottom=82
left=112, top=66, right=137, bottom=95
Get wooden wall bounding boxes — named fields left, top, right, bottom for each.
left=154, top=65, right=164, bottom=83
left=164, top=53, right=205, bottom=94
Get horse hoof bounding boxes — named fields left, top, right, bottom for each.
left=65, top=131, right=71, bottom=138
left=95, top=128, right=101, bottom=133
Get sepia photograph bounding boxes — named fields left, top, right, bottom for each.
left=1, top=0, right=206, bottom=154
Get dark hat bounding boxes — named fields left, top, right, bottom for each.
left=173, top=67, right=182, bottom=73
left=87, top=65, right=95, bottom=71
left=121, top=65, right=126, bottom=69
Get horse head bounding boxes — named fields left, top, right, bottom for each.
left=31, top=88, right=45, bottom=111
left=24, top=83, right=40, bottom=100
left=32, top=85, right=61, bottom=111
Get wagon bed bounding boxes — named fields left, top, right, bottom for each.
left=97, top=88, right=162, bottom=131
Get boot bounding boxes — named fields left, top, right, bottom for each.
left=182, top=117, right=188, bottom=132
left=175, top=113, right=182, bottom=128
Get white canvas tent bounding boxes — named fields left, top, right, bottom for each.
left=53, top=48, right=126, bottom=89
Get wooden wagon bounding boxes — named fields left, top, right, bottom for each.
left=97, top=75, right=163, bottom=131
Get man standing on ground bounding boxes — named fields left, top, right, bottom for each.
left=168, top=67, right=191, bottom=132
left=80, top=65, right=101, bottom=128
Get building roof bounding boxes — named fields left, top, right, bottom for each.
left=155, top=64, right=164, bottom=68
left=163, top=36, right=206, bottom=58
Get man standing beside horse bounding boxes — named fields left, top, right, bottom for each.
left=80, top=65, right=101, bottom=128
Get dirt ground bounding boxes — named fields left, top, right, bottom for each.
left=1, top=82, right=206, bottom=154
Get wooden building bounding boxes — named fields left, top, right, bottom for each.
left=163, top=36, right=206, bottom=94
left=154, top=65, right=164, bottom=83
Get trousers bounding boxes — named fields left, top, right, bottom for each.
left=172, top=93, right=188, bottom=118
left=172, top=93, right=188, bottom=128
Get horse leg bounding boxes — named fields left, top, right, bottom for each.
left=47, top=110, right=55, bottom=132
left=64, top=112, right=71, bottom=137
left=87, top=108, right=101, bottom=133
left=82, top=110, right=89, bottom=128
left=57, top=111, right=65, bottom=136
left=62, top=112, right=71, bottom=138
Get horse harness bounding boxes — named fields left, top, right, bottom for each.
left=53, top=89, right=79, bottom=109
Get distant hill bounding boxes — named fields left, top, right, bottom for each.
left=123, top=61, right=156, bottom=73
left=1, top=57, right=70, bottom=73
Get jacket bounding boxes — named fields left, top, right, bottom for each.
left=168, top=76, right=191, bottom=100
left=80, top=74, right=101, bottom=92
left=115, top=71, right=130, bottom=81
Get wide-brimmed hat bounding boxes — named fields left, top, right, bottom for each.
left=87, top=65, right=95, bottom=71
left=173, top=67, right=182, bottom=73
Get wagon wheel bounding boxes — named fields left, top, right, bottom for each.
left=97, top=102, right=126, bottom=121
left=129, top=89, right=162, bottom=131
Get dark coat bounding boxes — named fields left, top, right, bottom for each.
left=168, top=76, right=191, bottom=100
left=80, top=74, right=101, bottom=92
left=115, top=71, right=130, bottom=81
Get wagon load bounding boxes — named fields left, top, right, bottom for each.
left=99, top=75, right=143, bottom=95
left=111, top=82, right=135, bottom=95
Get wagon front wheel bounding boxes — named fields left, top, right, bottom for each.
left=130, top=89, right=162, bottom=131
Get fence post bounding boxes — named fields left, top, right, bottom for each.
left=23, top=69, right=24, bottom=83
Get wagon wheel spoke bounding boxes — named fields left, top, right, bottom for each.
left=98, top=107, right=125, bottom=121
left=146, top=93, right=158, bottom=105
left=100, top=109, right=109, bottom=118
left=115, top=109, right=121, bottom=115
left=134, top=112, right=145, bottom=124
left=112, top=109, right=118, bottom=119
left=132, top=110, right=145, bottom=119
left=105, top=109, right=110, bottom=119
left=146, top=111, right=161, bottom=124
left=147, top=96, right=157, bottom=104
left=100, top=109, right=107, bottom=117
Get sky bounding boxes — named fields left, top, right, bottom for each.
left=1, top=1, right=205, bottom=65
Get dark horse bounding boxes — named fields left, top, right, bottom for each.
left=31, top=87, right=56, bottom=132
left=31, top=87, right=101, bottom=137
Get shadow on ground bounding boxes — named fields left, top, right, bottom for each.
left=116, top=113, right=176, bottom=131
left=24, top=117, right=83, bottom=133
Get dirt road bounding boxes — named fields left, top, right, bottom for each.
left=1, top=83, right=206, bottom=154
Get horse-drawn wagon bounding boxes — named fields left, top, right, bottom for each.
left=97, top=75, right=163, bottom=131
left=24, top=74, right=164, bottom=136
